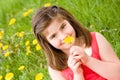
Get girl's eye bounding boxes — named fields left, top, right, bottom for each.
left=61, top=26, right=65, bottom=29
left=51, top=34, right=56, bottom=39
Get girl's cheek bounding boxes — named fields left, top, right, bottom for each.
left=65, top=26, right=75, bottom=34
left=51, top=40, right=60, bottom=49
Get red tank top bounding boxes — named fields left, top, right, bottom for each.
left=61, top=32, right=107, bottom=80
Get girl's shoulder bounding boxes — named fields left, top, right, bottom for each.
left=91, top=32, right=105, bottom=42
left=93, top=32, right=120, bottom=62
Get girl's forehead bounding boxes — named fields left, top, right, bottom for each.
left=42, top=18, right=64, bottom=37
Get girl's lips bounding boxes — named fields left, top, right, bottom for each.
left=64, top=36, right=74, bottom=44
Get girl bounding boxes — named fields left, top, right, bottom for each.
left=32, top=6, right=120, bottom=80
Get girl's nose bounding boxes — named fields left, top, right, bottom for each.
left=59, top=32, right=67, bottom=42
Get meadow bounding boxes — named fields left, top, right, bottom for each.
left=0, top=0, right=120, bottom=80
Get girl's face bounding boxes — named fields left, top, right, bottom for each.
left=43, top=18, right=76, bottom=51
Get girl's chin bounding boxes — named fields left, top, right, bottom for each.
left=57, top=43, right=74, bottom=50
left=62, top=44, right=73, bottom=49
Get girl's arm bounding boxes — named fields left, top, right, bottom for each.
left=48, top=66, right=66, bottom=80
left=85, top=32, right=120, bottom=80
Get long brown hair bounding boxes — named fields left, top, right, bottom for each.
left=32, top=6, right=91, bottom=70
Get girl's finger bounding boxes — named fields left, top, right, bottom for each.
left=72, top=51, right=80, bottom=57
left=74, top=55, right=82, bottom=61
left=69, top=46, right=76, bottom=55
left=74, top=61, right=81, bottom=68
left=68, top=55, right=74, bottom=65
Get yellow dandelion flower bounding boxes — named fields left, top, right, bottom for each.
left=0, top=30, right=4, bottom=39
left=16, top=32, right=25, bottom=38
left=35, top=73, right=44, bottom=80
left=23, top=12, right=29, bottom=17
left=0, top=42, right=3, bottom=48
left=5, top=72, right=14, bottom=80
left=27, top=9, right=33, bottom=13
left=44, top=3, right=51, bottom=7
left=26, top=46, right=30, bottom=51
left=3, top=45, right=9, bottom=50
left=8, top=18, right=16, bottom=26
left=0, top=75, right=3, bottom=80
left=19, top=32, right=24, bottom=37
left=32, top=39, right=37, bottom=45
left=25, top=40, right=30, bottom=46
left=18, top=66, right=25, bottom=71
left=64, top=36, right=74, bottom=44
left=23, top=9, right=33, bottom=17
left=26, top=50, right=31, bottom=56
left=4, top=52, right=10, bottom=57
left=36, top=44, right=41, bottom=51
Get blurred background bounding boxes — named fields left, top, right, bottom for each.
left=0, top=0, right=120, bottom=80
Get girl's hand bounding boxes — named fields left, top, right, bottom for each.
left=68, top=46, right=88, bottom=79
left=67, top=54, right=83, bottom=74
left=69, top=46, right=89, bottom=65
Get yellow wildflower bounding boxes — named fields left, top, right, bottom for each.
left=35, top=73, right=44, bottom=80
left=25, top=40, right=30, bottom=46
left=0, top=75, right=3, bottom=80
left=36, top=44, right=41, bottom=51
left=64, top=36, right=74, bottom=44
left=0, top=42, right=3, bottom=48
left=26, top=46, right=30, bottom=51
left=8, top=18, right=16, bottom=26
left=44, top=3, right=51, bottom=7
left=18, top=65, right=25, bottom=71
left=26, top=50, right=31, bottom=56
left=0, top=30, right=4, bottom=39
left=27, top=9, right=33, bottom=13
left=23, top=9, right=33, bottom=17
left=23, top=12, right=28, bottom=17
left=3, top=45, right=9, bottom=50
left=16, top=32, right=24, bottom=38
left=4, top=52, right=10, bottom=57
left=32, top=39, right=37, bottom=45
left=5, top=72, right=14, bottom=80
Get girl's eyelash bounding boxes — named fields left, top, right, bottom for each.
left=51, top=34, right=56, bottom=38
left=61, top=26, right=64, bottom=29
left=61, top=23, right=66, bottom=29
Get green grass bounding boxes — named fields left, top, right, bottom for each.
left=0, top=0, right=120, bottom=80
